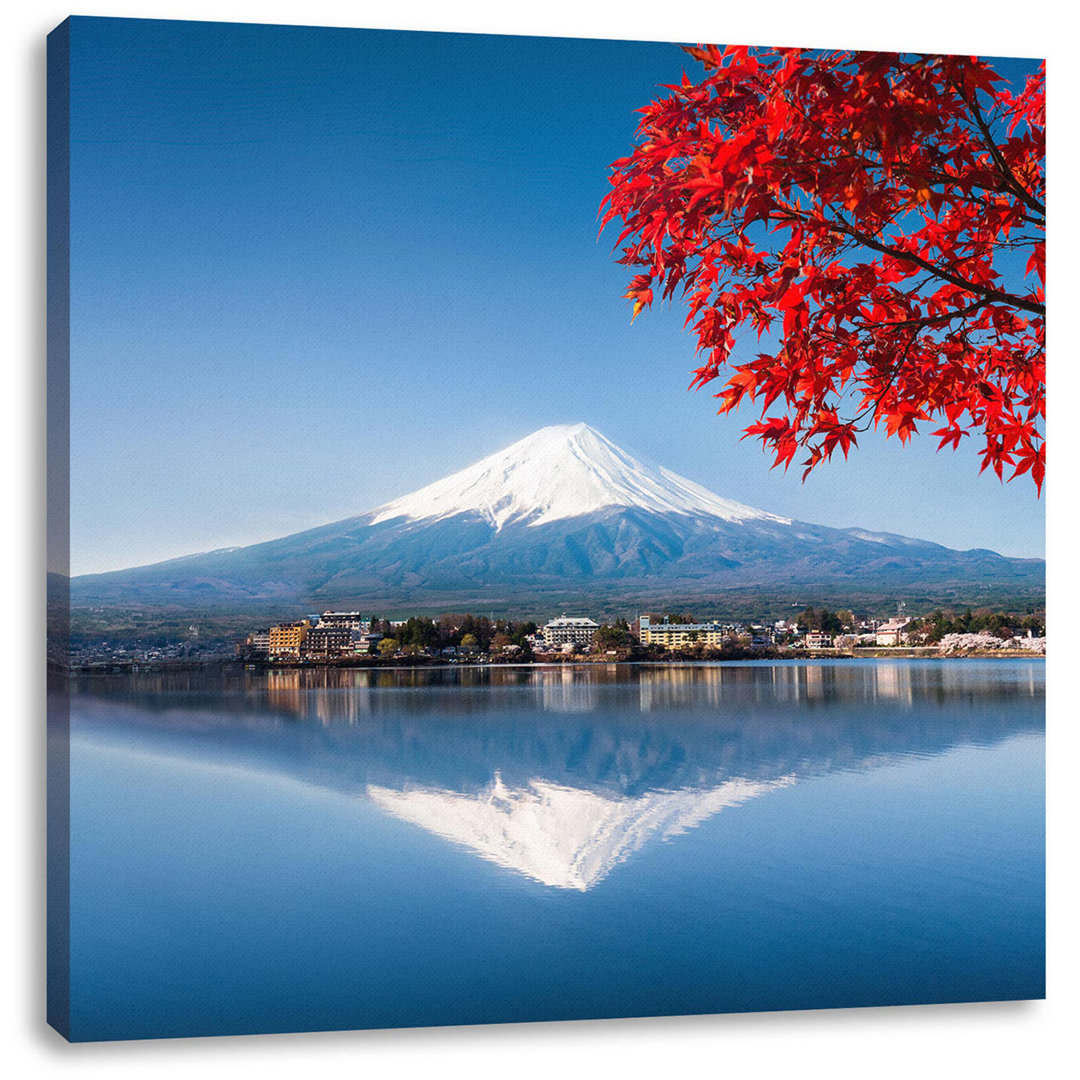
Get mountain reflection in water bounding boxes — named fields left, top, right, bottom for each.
left=70, top=661, right=1043, bottom=891
left=368, top=773, right=794, bottom=890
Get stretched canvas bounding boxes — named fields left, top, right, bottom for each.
left=47, top=16, right=1046, bottom=1042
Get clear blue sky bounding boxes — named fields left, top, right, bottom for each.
left=66, top=16, right=1045, bottom=574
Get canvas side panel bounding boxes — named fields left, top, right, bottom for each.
left=46, top=16, right=72, bottom=1043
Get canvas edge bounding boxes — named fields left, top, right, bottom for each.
left=46, top=14, right=72, bottom=1044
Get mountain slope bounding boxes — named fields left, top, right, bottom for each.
left=369, top=423, right=790, bottom=530
left=71, top=423, right=1044, bottom=611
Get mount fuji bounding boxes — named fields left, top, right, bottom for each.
left=366, top=423, right=792, bottom=533
left=72, top=423, right=1043, bottom=614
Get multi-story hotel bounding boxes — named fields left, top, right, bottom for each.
left=317, top=611, right=368, bottom=633
left=638, top=615, right=726, bottom=649
left=303, top=626, right=354, bottom=658
left=541, top=616, right=600, bottom=650
left=267, top=620, right=310, bottom=658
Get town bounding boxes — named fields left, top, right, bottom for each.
left=63, top=604, right=1049, bottom=669
left=144, top=605, right=1041, bottom=667
left=232, top=608, right=1046, bottom=663
left=64, top=604, right=1046, bottom=671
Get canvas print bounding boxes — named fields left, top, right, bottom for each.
left=47, top=16, right=1046, bottom=1042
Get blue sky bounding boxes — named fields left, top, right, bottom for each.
left=66, top=16, right=1045, bottom=574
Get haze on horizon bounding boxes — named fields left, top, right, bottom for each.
left=66, top=20, right=1045, bottom=576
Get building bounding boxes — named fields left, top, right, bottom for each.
left=638, top=615, right=726, bottom=649
left=804, top=630, right=833, bottom=649
left=302, top=626, right=354, bottom=659
left=267, top=620, right=310, bottom=658
left=541, top=616, right=600, bottom=651
left=875, top=618, right=911, bottom=646
left=317, top=611, right=366, bottom=632
left=237, top=629, right=270, bottom=658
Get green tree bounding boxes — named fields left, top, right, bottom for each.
left=399, top=617, right=439, bottom=650
left=596, top=622, right=631, bottom=649
left=456, top=616, right=494, bottom=652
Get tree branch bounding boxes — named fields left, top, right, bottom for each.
left=950, top=77, right=1046, bottom=217
left=774, top=203, right=1045, bottom=317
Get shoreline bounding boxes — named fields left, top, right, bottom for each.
left=63, top=648, right=1046, bottom=676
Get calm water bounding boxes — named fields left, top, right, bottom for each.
left=63, top=660, right=1044, bottom=1041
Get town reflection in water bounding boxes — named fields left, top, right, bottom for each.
left=71, top=661, right=1044, bottom=890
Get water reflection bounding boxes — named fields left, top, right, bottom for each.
left=70, top=661, right=1043, bottom=891
left=369, top=773, right=793, bottom=890
left=537, top=666, right=602, bottom=714
left=73, top=660, right=1042, bottom=719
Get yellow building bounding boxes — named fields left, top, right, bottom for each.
left=268, top=620, right=310, bottom=657
left=638, top=615, right=726, bottom=649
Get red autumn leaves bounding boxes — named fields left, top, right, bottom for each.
left=602, top=47, right=1045, bottom=492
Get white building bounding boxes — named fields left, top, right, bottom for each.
left=317, top=611, right=368, bottom=633
left=541, top=616, right=600, bottom=651
left=239, top=629, right=270, bottom=658
left=875, top=618, right=911, bottom=646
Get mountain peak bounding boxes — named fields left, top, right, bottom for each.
left=368, top=423, right=791, bottom=531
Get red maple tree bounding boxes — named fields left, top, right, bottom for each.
left=602, top=47, right=1045, bottom=492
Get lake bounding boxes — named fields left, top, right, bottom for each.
left=60, top=660, right=1044, bottom=1041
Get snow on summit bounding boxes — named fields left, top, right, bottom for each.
left=369, top=423, right=791, bottom=531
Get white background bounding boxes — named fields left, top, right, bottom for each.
left=4, top=2, right=1076, bottom=1076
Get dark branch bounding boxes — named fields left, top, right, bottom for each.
left=786, top=206, right=1046, bottom=317
left=950, top=78, right=1046, bottom=217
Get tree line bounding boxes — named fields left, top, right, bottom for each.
left=795, top=607, right=857, bottom=634
left=369, top=614, right=539, bottom=657
left=910, top=609, right=1044, bottom=642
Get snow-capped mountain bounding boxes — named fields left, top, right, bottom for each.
left=369, top=423, right=791, bottom=532
left=72, top=422, right=1044, bottom=610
